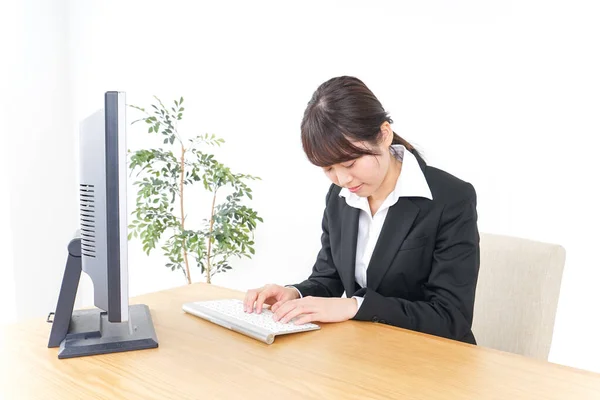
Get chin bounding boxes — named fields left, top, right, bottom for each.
left=355, top=187, right=373, bottom=198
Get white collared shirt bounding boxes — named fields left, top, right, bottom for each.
left=339, top=145, right=433, bottom=309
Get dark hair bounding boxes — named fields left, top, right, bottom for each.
left=301, top=76, right=418, bottom=167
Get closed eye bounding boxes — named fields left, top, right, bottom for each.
left=323, top=161, right=355, bottom=173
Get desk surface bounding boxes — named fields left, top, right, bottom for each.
left=1, top=283, right=600, bottom=399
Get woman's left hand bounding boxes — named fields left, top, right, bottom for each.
left=271, top=296, right=358, bottom=325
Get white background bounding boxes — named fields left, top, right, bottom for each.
left=1, top=0, right=599, bottom=373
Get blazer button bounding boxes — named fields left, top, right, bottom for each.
left=372, top=316, right=379, bottom=323
left=380, top=319, right=387, bottom=324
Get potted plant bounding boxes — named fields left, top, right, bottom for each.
left=127, top=96, right=262, bottom=284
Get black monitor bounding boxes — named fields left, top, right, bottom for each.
left=47, top=91, right=158, bottom=359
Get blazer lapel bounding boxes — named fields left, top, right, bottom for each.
left=367, top=198, right=420, bottom=291
left=339, top=203, right=360, bottom=296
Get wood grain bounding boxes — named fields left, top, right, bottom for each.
left=1, top=283, right=599, bottom=399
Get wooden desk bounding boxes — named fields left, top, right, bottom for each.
left=1, top=283, right=599, bottom=399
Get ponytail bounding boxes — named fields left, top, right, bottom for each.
left=392, top=131, right=420, bottom=158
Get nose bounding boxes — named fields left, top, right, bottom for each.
left=336, top=170, right=352, bottom=186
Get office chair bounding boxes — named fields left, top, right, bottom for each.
left=472, top=233, right=566, bottom=360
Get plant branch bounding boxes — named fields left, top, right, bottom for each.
left=180, top=143, right=192, bottom=284
left=206, top=188, right=218, bottom=284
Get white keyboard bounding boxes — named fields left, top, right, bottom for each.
left=182, top=299, right=320, bottom=344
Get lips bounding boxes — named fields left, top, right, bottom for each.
left=348, top=184, right=363, bottom=193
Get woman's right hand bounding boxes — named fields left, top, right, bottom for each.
left=243, top=284, right=300, bottom=314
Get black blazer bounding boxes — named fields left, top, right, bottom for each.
left=293, top=152, right=480, bottom=344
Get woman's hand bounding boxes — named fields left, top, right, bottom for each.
left=244, top=284, right=300, bottom=314
left=271, top=296, right=358, bottom=325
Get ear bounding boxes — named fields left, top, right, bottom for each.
left=380, top=122, right=393, bottom=147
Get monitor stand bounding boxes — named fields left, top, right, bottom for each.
left=47, top=237, right=159, bottom=359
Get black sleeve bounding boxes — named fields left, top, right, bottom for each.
left=291, top=185, right=345, bottom=298
left=353, top=184, right=480, bottom=342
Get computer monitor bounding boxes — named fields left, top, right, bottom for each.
left=80, top=91, right=129, bottom=323
left=47, top=91, right=158, bottom=359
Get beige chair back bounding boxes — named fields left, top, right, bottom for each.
left=472, top=233, right=566, bottom=360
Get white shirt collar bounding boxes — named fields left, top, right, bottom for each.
left=339, top=145, right=433, bottom=210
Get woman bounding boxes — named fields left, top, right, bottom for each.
left=244, top=76, right=480, bottom=344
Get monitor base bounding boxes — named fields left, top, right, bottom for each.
left=47, top=236, right=159, bottom=358
left=57, top=304, right=158, bottom=359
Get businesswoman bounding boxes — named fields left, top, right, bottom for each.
left=244, top=76, right=480, bottom=344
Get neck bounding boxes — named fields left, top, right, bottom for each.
left=369, top=157, right=402, bottom=203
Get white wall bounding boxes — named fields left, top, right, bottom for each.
left=0, top=154, right=16, bottom=326
left=6, top=0, right=600, bottom=373
left=0, top=1, right=19, bottom=326
left=0, top=108, right=17, bottom=325
left=0, top=138, right=17, bottom=327
left=2, top=0, right=78, bottom=322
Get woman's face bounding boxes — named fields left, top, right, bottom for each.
left=322, top=124, right=394, bottom=198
